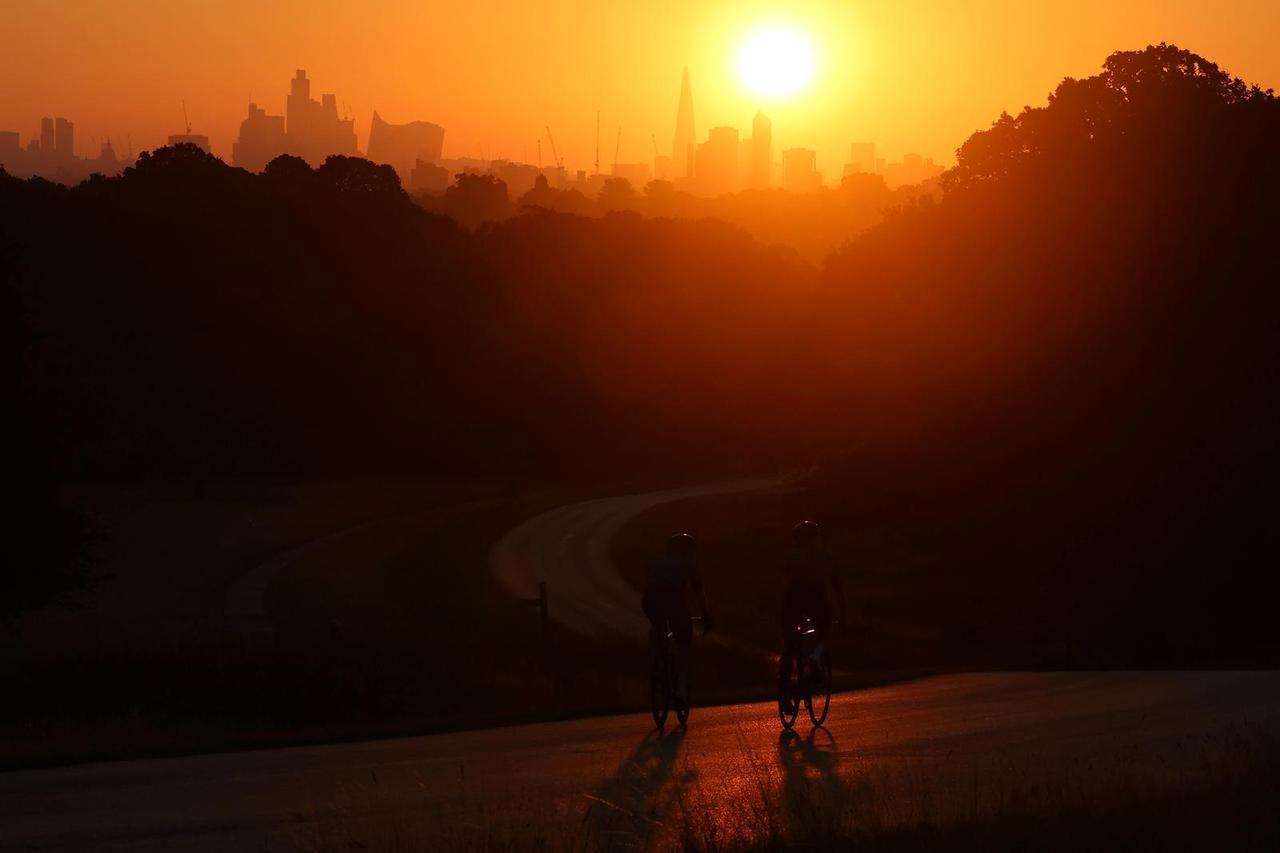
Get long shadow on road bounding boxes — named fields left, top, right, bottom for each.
left=585, top=728, right=686, bottom=851
left=776, top=726, right=850, bottom=842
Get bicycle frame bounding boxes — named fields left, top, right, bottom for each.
left=778, top=615, right=834, bottom=729
left=650, top=616, right=701, bottom=730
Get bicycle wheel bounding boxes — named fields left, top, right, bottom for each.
left=675, top=647, right=691, bottom=727
left=807, top=651, right=832, bottom=726
left=778, top=655, right=800, bottom=730
left=650, top=650, right=670, bottom=729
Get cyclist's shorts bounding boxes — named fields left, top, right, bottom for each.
left=642, top=584, right=693, bottom=646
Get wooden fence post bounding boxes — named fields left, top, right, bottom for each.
left=538, top=580, right=550, bottom=665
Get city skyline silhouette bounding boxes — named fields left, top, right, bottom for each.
left=4, top=1, right=1275, bottom=180
left=1, top=65, right=946, bottom=196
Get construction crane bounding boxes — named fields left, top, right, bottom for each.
left=613, top=127, right=621, bottom=173
left=594, top=110, right=600, bottom=175
left=544, top=126, right=563, bottom=169
left=182, top=100, right=192, bottom=134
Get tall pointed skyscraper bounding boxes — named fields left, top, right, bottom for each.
left=751, top=112, right=772, bottom=188
left=672, top=67, right=696, bottom=179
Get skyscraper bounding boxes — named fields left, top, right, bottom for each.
left=40, top=118, right=54, bottom=154
left=848, top=142, right=876, bottom=174
left=367, top=111, right=445, bottom=184
left=782, top=148, right=820, bottom=192
left=54, top=118, right=74, bottom=160
left=696, top=126, right=739, bottom=196
left=751, top=112, right=772, bottom=188
left=232, top=103, right=287, bottom=172
left=672, top=67, right=696, bottom=179
left=285, top=70, right=358, bottom=166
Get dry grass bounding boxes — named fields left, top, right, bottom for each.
left=276, top=719, right=1280, bottom=852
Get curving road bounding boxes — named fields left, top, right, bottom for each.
left=3, top=671, right=1278, bottom=851
left=490, top=477, right=781, bottom=638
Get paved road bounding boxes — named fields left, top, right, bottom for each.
left=490, top=477, right=780, bottom=638
left=3, top=671, right=1278, bottom=851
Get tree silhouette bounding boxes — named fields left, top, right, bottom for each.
left=596, top=176, right=636, bottom=211
left=316, top=155, right=403, bottom=197
left=821, top=44, right=1280, bottom=662
left=444, top=172, right=510, bottom=227
left=262, top=153, right=314, bottom=187
left=946, top=43, right=1275, bottom=192
left=516, top=174, right=595, bottom=216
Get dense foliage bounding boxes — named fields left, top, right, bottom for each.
left=812, top=44, right=1280, bottom=661
left=3, top=44, right=1277, bottom=658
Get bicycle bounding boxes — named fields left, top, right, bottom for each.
left=651, top=616, right=703, bottom=729
left=778, top=615, right=835, bottom=729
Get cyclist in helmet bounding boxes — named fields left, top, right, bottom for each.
left=642, top=532, right=713, bottom=707
left=780, top=520, right=845, bottom=683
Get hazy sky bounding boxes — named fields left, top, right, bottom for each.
left=3, top=1, right=1277, bottom=174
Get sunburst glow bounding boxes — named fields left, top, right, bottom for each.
left=737, top=27, right=817, bottom=99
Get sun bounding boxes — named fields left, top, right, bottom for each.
left=737, top=27, right=817, bottom=99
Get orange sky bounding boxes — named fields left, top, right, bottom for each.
left=3, top=1, right=1277, bottom=176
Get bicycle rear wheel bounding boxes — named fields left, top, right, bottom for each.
left=650, top=652, right=670, bottom=729
left=807, top=651, right=832, bottom=726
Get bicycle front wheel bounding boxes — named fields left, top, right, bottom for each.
left=807, top=651, right=831, bottom=727
left=650, top=653, right=670, bottom=729
left=675, top=651, right=691, bottom=727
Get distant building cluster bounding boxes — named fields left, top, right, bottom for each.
left=842, top=143, right=944, bottom=187
left=231, top=70, right=360, bottom=171
left=0, top=116, right=126, bottom=183
left=664, top=69, right=945, bottom=195
left=2, top=67, right=946, bottom=196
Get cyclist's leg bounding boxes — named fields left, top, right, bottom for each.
left=779, top=584, right=802, bottom=681
left=810, top=591, right=832, bottom=654
left=794, top=586, right=830, bottom=682
left=671, top=599, right=693, bottom=704
left=641, top=585, right=666, bottom=660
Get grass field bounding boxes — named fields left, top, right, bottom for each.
left=1, top=478, right=593, bottom=768
left=2, top=476, right=802, bottom=769
left=281, top=715, right=1280, bottom=852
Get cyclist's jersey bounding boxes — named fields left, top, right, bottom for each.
left=783, top=544, right=835, bottom=588
left=645, top=555, right=700, bottom=592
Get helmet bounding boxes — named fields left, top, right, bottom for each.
left=792, top=520, right=821, bottom=544
left=666, top=532, right=697, bottom=556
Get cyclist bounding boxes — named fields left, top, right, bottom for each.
left=642, top=532, right=713, bottom=708
left=779, top=520, right=845, bottom=685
